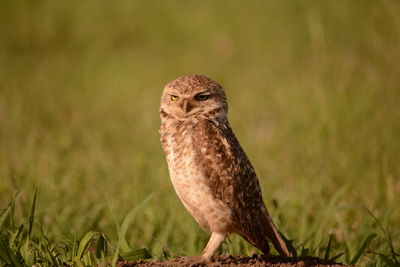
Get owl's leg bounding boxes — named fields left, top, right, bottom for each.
left=201, top=232, right=227, bottom=260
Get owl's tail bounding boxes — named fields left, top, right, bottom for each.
left=262, top=213, right=290, bottom=257
left=240, top=211, right=290, bottom=257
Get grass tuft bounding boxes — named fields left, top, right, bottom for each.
left=0, top=193, right=154, bottom=266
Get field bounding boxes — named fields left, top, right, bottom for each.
left=0, top=1, right=399, bottom=266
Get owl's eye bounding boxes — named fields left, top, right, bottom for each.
left=170, top=95, right=179, bottom=101
left=195, top=93, right=211, bottom=101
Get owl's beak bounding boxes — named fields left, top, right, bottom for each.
left=182, top=99, right=193, bottom=113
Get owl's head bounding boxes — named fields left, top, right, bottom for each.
left=160, top=75, right=228, bottom=121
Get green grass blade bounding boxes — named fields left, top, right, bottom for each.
left=112, top=193, right=155, bottom=266
left=77, top=231, right=97, bottom=259
left=151, top=213, right=175, bottom=257
left=162, top=247, right=171, bottom=260
left=279, top=232, right=297, bottom=258
left=120, top=248, right=152, bottom=261
left=299, top=245, right=308, bottom=257
left=72, top=234, right=78, bottom=258
left=375, top=253, right=398, bottom=267
left=324, top=233, right=334, bottom=260
left=330, top=252, right=345, bottom=262
left=73, top=256, right=86, bottom=267
left=95, top=233, right=108, bottom=259
left=364, top=208, right=399, bottom=263
left=0, top=192, right=19, bottom=230
left=350, top=233, right=377, bottom=264
left=10, top=225, right=24, bottom=248
left=0, top=236, right=12, bottom=265
left=239, top=238, right=251, bottom=257
left=44, top=241, right=58, bottom=266
left=119, top=193, right=155, bottom=253
left=385, top=226, right=399, bottom=264
left=28, top=188, right=38, bottom=240
left=0, top=205, right=11, bottom=230
left=0, top=235, right=25, bottom=267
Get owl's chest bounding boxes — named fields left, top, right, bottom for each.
left=163, top=131, right=208, bottom=197
left=160, top=121, right=234, bottom=232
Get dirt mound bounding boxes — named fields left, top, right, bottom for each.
left=119, top=254, right=347, bottom=266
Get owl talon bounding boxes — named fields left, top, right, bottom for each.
left=179, top=256, right=207, bottom=266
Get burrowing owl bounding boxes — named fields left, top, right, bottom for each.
left=159, top=75, right=289, bottom=260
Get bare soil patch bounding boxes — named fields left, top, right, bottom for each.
left=118, top=254, right=348, bottom=266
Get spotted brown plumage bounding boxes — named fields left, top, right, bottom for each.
left=159, top=74, right=289, bottom=260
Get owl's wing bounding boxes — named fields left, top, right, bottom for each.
left=192, top=119, right=290, bottom=257
left=192, top=119, right=263, bottom=213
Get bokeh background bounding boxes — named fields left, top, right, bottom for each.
left=1, top=0, right=399, bottom=264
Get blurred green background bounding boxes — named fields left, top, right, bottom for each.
left=0, top=0, right=399, bottom=264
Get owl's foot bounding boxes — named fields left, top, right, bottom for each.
left=179, top=256, right=208, bottom=266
